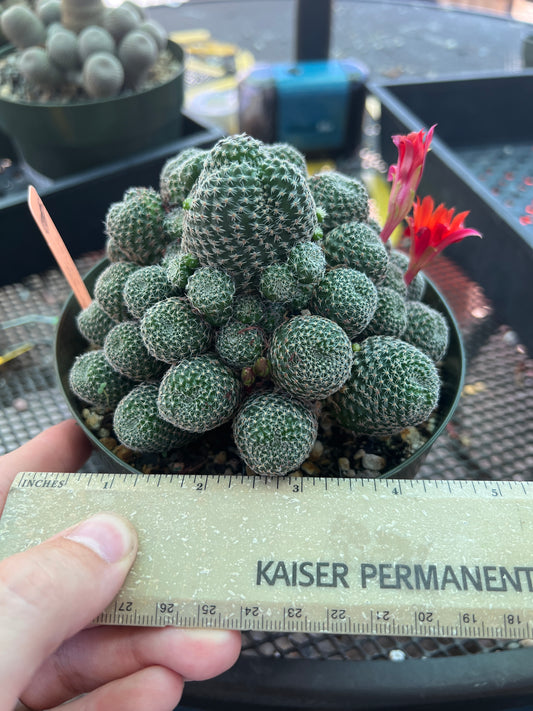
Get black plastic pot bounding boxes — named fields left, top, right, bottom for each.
left=55, top=257, right=465, bottom=480
left=0, top=41, right=184, bottom=179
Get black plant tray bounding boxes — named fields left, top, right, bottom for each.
left=370, top=72, right=533, bottom=353
left=0, top=114, right=223, bottom=287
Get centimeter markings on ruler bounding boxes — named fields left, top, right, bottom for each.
left=1, top=472, right=533, bottom=639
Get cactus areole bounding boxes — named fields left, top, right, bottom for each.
left=63, top=132, right=468, bottom=479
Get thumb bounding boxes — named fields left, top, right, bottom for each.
left=0, top=512, right=137, bottom=709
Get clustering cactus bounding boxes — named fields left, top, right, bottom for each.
left=69, top=133, right=455, bottom=478
left=0, top=0, right=171, bottom=99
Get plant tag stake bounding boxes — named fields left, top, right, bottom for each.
left=1, top=473, right=533, bottom=639
left=27, top=185, right=92, bottom=310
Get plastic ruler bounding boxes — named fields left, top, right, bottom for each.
left=1, top=472, right=532, bottom=639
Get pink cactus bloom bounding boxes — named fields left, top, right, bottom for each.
left=404, top=196, right=482, bottom=285
left=380, top=125, right=436, bottom=244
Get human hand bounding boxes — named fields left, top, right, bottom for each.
left=0, top=420, right=241, bottom=711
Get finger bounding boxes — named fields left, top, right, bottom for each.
left=0, top=420, right=92, bottom=513
left=23, top=625, right=241, bottom=708
left=0, top=513, right=137, bottom=710
left=32, top=666, right=185, bottom=711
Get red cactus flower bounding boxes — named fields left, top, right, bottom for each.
left=380, top=124, right=436, bottom=244
left=404, top=196, right=482, bottom=284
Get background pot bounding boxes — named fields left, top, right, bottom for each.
left=0, top=40, right=184, bottom=179
left=55, top=258, right=465, bottom=480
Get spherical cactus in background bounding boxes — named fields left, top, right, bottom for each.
left=37, top=0, right=62, bottom=26
left=403, top=301, right=450, bottom=362
left=261, top=302, right=287, bottom=333
left=266, top=142, right=307, bottom=176
left=104, top=321, right=166, bottom=381
left=118, top=29, right=158, bottom=88
left=158, top=354, right=242, bottom=432
left=390, top=249, right=426, bottom=301
left=160, top=147, right=208, bottom=209
left=94, top=261, right=139, bottom=321
left=78, top=25, right=116, bottom=62
left=123, top=265, right=175, bottom=319
left=269, top=315, right=353, bottom=400
left=260, top=263, right=301, bottom=304
left=105, top=187, right=169, bottom=266
left=323, top=221, right=389, bottom=285
left=287, top=241, right=326, bottom=285
left=308, top=171, right=369, bottom=233
left=76, top=300, right=116, bottom=347
left=113, top=383, right=193, bottom=453
left=69, top=349, right=133, bottom=409
left=103, top=5, right=139, bottom=43
left=46, top=28, right=80, bottom=71
left=105, top=237, right=130, bottom=264
left=1, top=5, right=46, bottom=49
left=381, top=260, right=408, bottom=298
left=181, top=134, right=319, bottom=291
left=233, top=294, right=264, bottom=325
left=232, top=391, right=318, bottom=477
left=185, top=266, right=235, bottom=326
left=165, top=251, right=199, bottom=292
left=18, top=47, right=63, bottom=89
left=162, top=209, right=184, bottom=243
left=215, top=319, right=266, bottom=370
left=312, top=268, right=378, bottom=339
left=332, top=336, right=440, bottom=436
left=138, top=19, right=167, bottom=51
left=363, top=285, right=407, bottom=338
left=140, top=297, right=212, bottom=364
left=83, top=51, right=124, bottom=98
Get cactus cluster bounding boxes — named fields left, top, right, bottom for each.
left=70, top=133, right=452, bottom=478
left=0, top=0, right=170, bottom=98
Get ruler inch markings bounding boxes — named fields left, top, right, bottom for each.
left=1, top=472, right=533, bottom=637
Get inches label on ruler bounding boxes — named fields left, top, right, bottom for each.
left=1, top=473, right=532, bottom=638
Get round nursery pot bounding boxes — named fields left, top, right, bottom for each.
left=0, top=41, right=184, bottom=179
left=55, top=258, right=465, bottom=480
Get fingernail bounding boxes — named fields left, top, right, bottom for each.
left=64, top=513, right=137, bottom=563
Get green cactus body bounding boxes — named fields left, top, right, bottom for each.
left=78, top=25, right=116, bottom=62
left=403, top=301, right=450, bottom=362
left=76, top=300, right=117, bottom=347
left=105, top=188, right=169, bottom=266
left=165, top=251, right=199, bottom=292
left=266, top=142, right=307, bottom=176
left=363, top=285, right=407, bottom=338
left=104, top=321, right=165, bottom=381
left=94, top=261, right=139, bottom=321
left=69, top=349, right=133, bottom=409
left=160, top=148, right=208, bottom=209
left=158, top=353, right=242, bottom=432
left=140, top=297, right=212, bottom=364
left=312, top=268, right=378, bottom=339
left=1, top=5, right=46, bottom=48
left=83, top=51, right=124, bottom=98
left=269, top=315, right=353, bottom=400
left=287, top=241, right=326, bottom=285
left=185, top=266, right=235, bottom=326
left=260, top=263, right=301, bottom=304
left=390, top=249, right=426, bottom=301
left=106, top=237, right=130, bottom=263
left=233, top=294, right=264, bottom=325
left=138, top=19, right=167, bottom=52
left=123, top=265, right=175, bottom=319
left=19, top=47, right=63, bottom=89
left=308, top=171, right=369, bottom=233
left=37, top=1, right=62, bottom=26
left=46, top=28, right=80, bottom=71
left=232, top=391, right=318, bottom=477
left=215, top=319, right=266, bottom=370
left=332, top=336, right=440, bottom=436
left=181, top=134, right=319, bottom=291
left=261, top=302, right=287, bottom=333
left=323, top=221, right=389, bottom=285
left=381, top=260, right=408, bottom=298
left=113, top=383, right=193, bottom=453
left=118, top=29, right=157, bottom=88
left=162, top=209, right=184, bottom=244
left=103, top=5, right=140, bottom=43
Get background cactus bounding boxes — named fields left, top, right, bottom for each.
left=0, top=0, right=172, bottom=98
left=69, top=134, right=452, bottom=478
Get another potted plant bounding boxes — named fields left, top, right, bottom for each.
left=56, top=128, right=478, bottom=479
left=0, top=0, right=184, bottom=177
